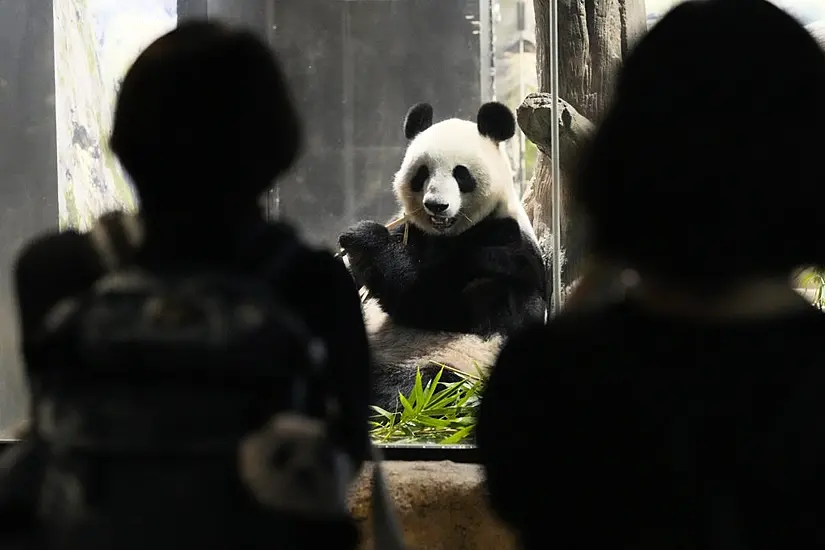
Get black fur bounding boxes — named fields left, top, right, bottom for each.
left=340, top=216, right=546, bottom=335
left=339, top=215, right=548, bottom=410
left=403, top=103, right=434, bottom=140
left=477, top=102, right=516, bottom=143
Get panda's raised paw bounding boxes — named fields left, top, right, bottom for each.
left=338, top=220, right=390, bottom=254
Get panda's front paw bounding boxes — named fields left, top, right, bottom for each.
left=338, top=221, right=390, bottom=257
left=339, top=221, right=391, bottom=283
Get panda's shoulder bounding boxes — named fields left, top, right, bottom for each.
left=462, top=216, right=545, bottom=277
left=464, top=215, right=524, bottom=249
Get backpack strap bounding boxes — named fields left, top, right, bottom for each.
left=90, top=211, right=306, bottom=283
left=88, top=212, right=143, bottom=272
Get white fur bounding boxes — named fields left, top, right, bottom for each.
left=361, top=297, right=502, bottom=378
left=808, top=21, right=825, bottom=49
left=392, top=118, right=538, bottom=245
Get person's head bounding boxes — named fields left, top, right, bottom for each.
left=571, top=0, right=825, bottom=290
left=110, top=20, right=301, bottom=217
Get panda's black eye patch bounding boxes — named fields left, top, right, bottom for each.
left=410, top=164, right=429, bottom=192
left=453, top=165, right=477, bottom=193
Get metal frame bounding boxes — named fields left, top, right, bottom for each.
left=548, top=0, right=563, bottom=315
left=263, top=0, right=280, bottom=220
left=479, top=0, right=494, bottom=102
left=0, top=440, right=480, bottom=463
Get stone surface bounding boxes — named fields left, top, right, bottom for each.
left=349, top=461, right=517, bottom=550
left=53, top=0, right=175, bottom=231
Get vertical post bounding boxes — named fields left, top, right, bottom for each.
left=548, top=0, right=563, bottom=315
left=479, top=0, right=494, bottom=102
left=341, top=6, right=356, bottom=227
left=516, top=0, right=527, bottom=196
left=263, top=0, right=279, bottom=220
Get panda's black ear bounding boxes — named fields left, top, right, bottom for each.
left=404, top=103, right=434, bottom=140
left=477, top=102, right=515, bottom=143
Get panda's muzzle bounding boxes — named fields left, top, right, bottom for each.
left=424, top=200, right=456, bottom=230
left=424, top=199, right=449, bottom=215
left=428, top=216, right=455, bottom=230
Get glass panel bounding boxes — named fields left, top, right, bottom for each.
left=10, top=0, right=819, bottom=445
left=0, top=0, right=504, bottom=444
left=268, top=0, right=497, bottom=447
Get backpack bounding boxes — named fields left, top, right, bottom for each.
left=18, top=213, right=361, bottom=549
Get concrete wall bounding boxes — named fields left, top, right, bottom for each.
left=0, top=0, right=59, bottom=434
left=198, top=0, right=486, bottom=247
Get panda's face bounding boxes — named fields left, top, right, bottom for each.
left=407, top=158, right=477, bottom=232
left=393, top=119, right=511, bottom=236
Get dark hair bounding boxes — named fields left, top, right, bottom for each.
left=571, top=0, right=825, bottom=285
left=110, top=20, right=301, bottom=212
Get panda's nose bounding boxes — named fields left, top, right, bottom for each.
left=424, top=200, right=449, bottom=214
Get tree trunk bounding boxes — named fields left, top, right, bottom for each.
left=523, top=0, right=645, bottom=291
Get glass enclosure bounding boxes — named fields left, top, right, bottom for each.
left=0, top=0, right=823, bottom=441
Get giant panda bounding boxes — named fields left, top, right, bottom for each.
left=339, top=101, right=548, bottom=411
left=809, top=21, right=825, bottom=49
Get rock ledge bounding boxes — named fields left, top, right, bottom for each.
left=349, top=460, right=517, bottom=550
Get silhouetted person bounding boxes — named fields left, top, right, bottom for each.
left=478, top=0, right=825, bottom=548
left=5, top=20, right=369, bottom=549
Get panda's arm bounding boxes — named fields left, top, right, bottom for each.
left=354, top=227, right=422, bottom=315
left=459, top=242, right=548, bottom=334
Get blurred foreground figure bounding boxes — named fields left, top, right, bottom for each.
left=478, top=0, right=825, bottom=548
left=1, top=20, right=372, bottom=550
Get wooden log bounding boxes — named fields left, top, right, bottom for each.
left=516, top=92, right=595, bottom=177
left=517, top=92, right=594, bottom=287
left=525, top=0, right=646, bottom=289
